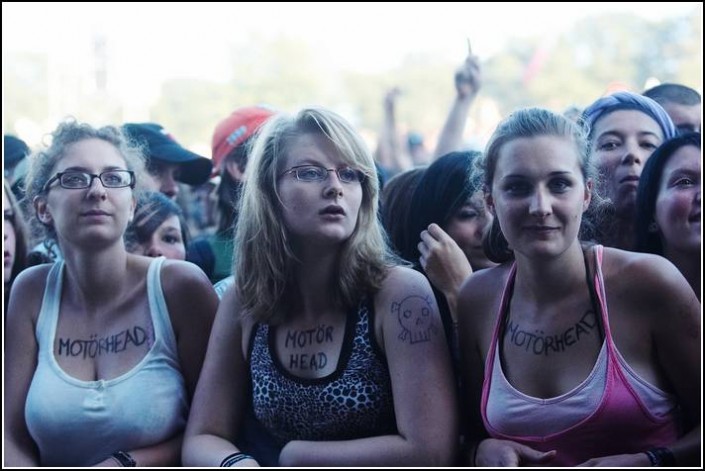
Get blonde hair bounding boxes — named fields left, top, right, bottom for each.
left=234, top=108, right=394, bottom=324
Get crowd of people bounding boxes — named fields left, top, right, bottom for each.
left=2, top=72, right=701, bottom=467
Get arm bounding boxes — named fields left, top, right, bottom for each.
left=418, top=223, right=472, bottom=318
left=433, top=52, right=481, bottom=159
left=579, top=256, right=701, bottom=467
left=375, top=87, right=413, bottom=173
left=278, top=267, right=458, bottom=466
left=3, top=268, right=46, bottom=466
left=182, top=287, right=259, bottom=467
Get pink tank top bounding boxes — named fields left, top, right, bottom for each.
left=481, top=245, right=680, bottom=466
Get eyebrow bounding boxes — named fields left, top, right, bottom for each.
left=59, top=165, right=125, bottom=172
left=596, top=130, right=661, bottom=140
left=501, top=170, right=574, bottom=179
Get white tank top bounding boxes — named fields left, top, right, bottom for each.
left=25, top=257, right=188, bottom=466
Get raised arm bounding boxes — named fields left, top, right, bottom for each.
left=182, top=287, right=258, bottom=467
left=434, top=50, right=481, bottom=159
left=278, top=267, right=458, bottom=466
left=375, top=87, right=413, bottom=174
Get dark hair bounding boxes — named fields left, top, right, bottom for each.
left=4, top=178, right=29, bottom=284
left=479, top=108, right=596, bottom=263
left=380, top=167, right=426, bottom=255
left=643, top=83, right=702, bottom=107
left=634, top=132, right=701, bottom=255
left=400, top=151, right=481, bottom=266
left=216, top=136, right=252, bottom=235
left=126, top=191, right=189, bottom=251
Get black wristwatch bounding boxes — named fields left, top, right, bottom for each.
left=112, top=451, right=137, bottom=467
left=645, top=447, right=676, bottom=467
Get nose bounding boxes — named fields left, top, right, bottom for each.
left=145, top=244, right=163, bottom=258
left=529, top=188, right=551, bottom=217
left=86, top=175, right=108, bottom=200
left=159, top=172, right=179, bottom=199
left=620, top=140, right=646, bottom=167
left=323, top=171, right=344, bottom=199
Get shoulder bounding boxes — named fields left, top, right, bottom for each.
left=6, top=263, right=54, bottom=329
left=458, top=263, right=511, bottom=309
left=600, top=247, right=697, bottom=322
left=159, top=259, right=215, bottom=296
left=379, top=265, right=432, bottom=294
left=601, top=247, right=689, bottom=300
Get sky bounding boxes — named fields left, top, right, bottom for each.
left=3, top=2, right=701, bottom=82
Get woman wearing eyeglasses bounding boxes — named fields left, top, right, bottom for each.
left=4, top=121, right=217, bottom=467
left=183, top=108, right=458, bottom=467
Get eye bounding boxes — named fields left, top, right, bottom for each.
left=598, top=141, right=620, bottom=151
left=674, top=177, right=695, bottom=188
left=503, top=181, right=531, bottom=196
left=162, top=234, right=182, bottom=244
left=455, top=207, right=478, bottom=220
left=640, top=141, right=658, bottom=150
left=296, top=166, right=325, bottom=181
left=102, top=171, right=125, bottom=186
left=338, top=167, right=360, bottom=183
left=62, top=172, right=89, bottom=187
left=548, top=178, right=572, bottom=193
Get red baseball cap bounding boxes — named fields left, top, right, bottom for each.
left=211, top=105, right=276, bottom=174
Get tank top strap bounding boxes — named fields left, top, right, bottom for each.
left=589, top=245, right=615, bottom=350
left=146, top=256, right=177, bottom=355
left=35, top=261, right=65, bottom=350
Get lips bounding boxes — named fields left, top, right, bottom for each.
left=619, top=175, right=639, bottom=184
left=81, top=209, right=110, bottom=217
left=319, top=205, right=345, bottom=216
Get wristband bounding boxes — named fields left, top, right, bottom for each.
left=112, top=451, right=136, bottom=467
left=220, top=452, right=253, bottom=467
left=645, top=447, right=676, bottom=467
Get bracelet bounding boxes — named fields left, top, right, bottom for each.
left=645, top=447, right=676, bottom=467
left=111, top=451, right=136, bottom=467
left=220, top=452, right=253, bottom=467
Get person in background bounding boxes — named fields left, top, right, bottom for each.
left=122, top=122, right=212, bottom=200
left=4, top=120, right=217, bottom=467
left=400, top=151, right=495, bottom=356
left=4, top=177, right=29, bottom=314
left=4, top=135, right=31, bottom=197
left=634, top=132, right=701, bottom=299
left=643, top=83, right=701, bottom=134
left=183, top=107, right=457, bottom=467
left=457, top=107, right=700, bottom=467
left=126, top=191, right=189, bottom=261
left=582, top=91, right=676, bottom=250
left=197, top=105, right=275, bottom=284
left=380, top=166, right=426, bottom=256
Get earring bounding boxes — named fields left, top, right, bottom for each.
left=648, top=221, right=658, bottom=233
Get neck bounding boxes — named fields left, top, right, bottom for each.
left=61, top=243, right=129, bottom=309
left=291, top=245, right=342, bottom=320
left=513, top=242, right=587, bottom=305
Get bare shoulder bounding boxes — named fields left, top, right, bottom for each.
left=379, top=265, right=433, bottom=296
left=457, top=263, right=512, bottom=344
left=601, top=247, right=691, bottom=302
left=159, top=259, right=214, bottom=292
left=7, top=263, right=54, bottom=321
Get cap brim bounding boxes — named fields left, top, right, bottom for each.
left=150, top=143, right=213, bottom=185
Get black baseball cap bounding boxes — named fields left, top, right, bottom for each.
left=122, top=123, right=212, bottom=186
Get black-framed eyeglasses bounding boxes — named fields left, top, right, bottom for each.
left=280, top=165, right=365, bottom=184
left=43, top=170, right=135, bottom=193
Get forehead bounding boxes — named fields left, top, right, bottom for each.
left=662, top=145, right=701, bottom=176
left=55, top=138, right=126, bottom=171
left=284, top=133, right=350, bottom=168
left=661, top=102, right=701, bottom=127
left=495, top=135, right=582, bottom=178
left=592, top=110, right=663, bottom=140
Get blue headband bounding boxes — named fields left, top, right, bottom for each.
left=582, top=91, right=677, bottom=141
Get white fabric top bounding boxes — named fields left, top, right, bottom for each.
left=25, top=257, right=188, bottom=466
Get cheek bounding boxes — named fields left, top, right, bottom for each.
left=4, top=222, right=17, bottom=249
left=655, top=192, right=691, bottom=227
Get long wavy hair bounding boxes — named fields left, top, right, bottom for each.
left=234, top=108, right=395, bottom=324
left=478, top=108, right=601, bottom=263
left=634, top=132, right=701, bottom=256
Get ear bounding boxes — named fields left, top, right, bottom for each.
left=224, top=159, right=246, bottom=182
left=34, top=195, right=53, bottom=226
left=128, top=195, right=136, bottom=224
left=583, top=178, right=593, bottom=212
